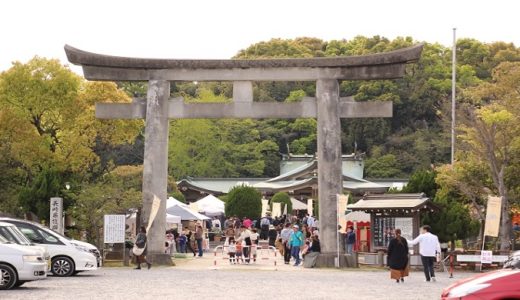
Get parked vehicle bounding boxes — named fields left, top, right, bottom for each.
left=0, top=222, right=50, bottom=271
left=0, top=218, right=98, bottom=277
left=0, top=234, right=47, bottom=289
left=503, top=250, right=520, bottom=269
left=441, top=269, right=520, bottom=299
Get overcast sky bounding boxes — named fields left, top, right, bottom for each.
left=1, top=0, right=519, bottom=73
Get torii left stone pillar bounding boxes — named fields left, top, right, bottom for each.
left=141, top=80, right=170, bottom=264
left=65, top=44, right=423, bottom=266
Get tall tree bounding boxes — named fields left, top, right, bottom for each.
left=457, top=62, right=520, bottom=250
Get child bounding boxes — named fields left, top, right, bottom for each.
left=235, top=241, right=243, bottom=264
left=178, top=232, right=187, bottom=254
left=227, top=237, right=236, bottom=264
left=250, top=228, right=259, bottom=262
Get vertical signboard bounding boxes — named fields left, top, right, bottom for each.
left=50, top=197, right=64, bottom=235
left=272, top=202, right=282, bottom=217
left=307, top=198, right=313, bottom=216
left=337, top=194, right=349, bottom=229
left=484, top=196, right=502, bottom=237
left=104, top=215, right=126, bottom=244
left=261, top=198, right=269, bottom=217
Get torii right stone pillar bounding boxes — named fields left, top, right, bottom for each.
left=316, top=79, right=343, bottom=267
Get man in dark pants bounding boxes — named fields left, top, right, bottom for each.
left=195, top=225, right=204, bottom=257
left=280, top=223, right=292, bottom=264
left=408, top=225, right=441, bottom=282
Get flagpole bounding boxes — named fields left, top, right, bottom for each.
left=451, top=28, right=457, bottom=165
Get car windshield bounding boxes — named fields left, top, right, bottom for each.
left=0, top=225, right=33, bottom=245
left=0, top=234, right=9, bottom=244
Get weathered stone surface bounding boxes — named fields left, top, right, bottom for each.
left=316, top=79, right=343, bottom=256
left=315, top=253, right=359, bottom=268
left=141, top=80, right=171, bottom=265
left=65, top=44, right=423, bottom=70
left=95, top=98, right=392, bottom=119
left=232, top=81, right=253, bottom=102
left=81, top=64, right=407, bottom=81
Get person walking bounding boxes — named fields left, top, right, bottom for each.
left=133, top=226, right=152, bottom=270
left=236, top=226, right=252, bottom=264
left=289, top=225, right=304, bottom=266
left=185, top=229, right=197, bottom=257
left=408, top=225, right=441, bottom=282
left=280, top=223, right=292, bottom=265
left=345, top=226, right=356, bottom=254
left=195, top=225, right=204, bottom=257
left=387, top=229, right=409, bottom=283
left=260, top=215, right=271, bottom=240
left=268, top=225, right=278, bottom=247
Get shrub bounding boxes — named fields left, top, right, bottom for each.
left=225, top=185, right=262, bottom=219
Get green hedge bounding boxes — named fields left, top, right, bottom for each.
left=225, top=185, right=262, bottom=219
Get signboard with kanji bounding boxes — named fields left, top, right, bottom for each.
left=49, top=197, right=64, bottom=234
left=104, top=214, right=126, bottom=244
left=481, top=250, right=493, bottom=264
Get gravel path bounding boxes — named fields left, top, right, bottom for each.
left=2, top=256, right=471, bottom=300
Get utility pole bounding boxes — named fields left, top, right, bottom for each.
left=451, top=28, right=457, bottom=165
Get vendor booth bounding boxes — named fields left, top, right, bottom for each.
left=195, top=194, right=225, bottom=217
left=348, top=193, right=438, bottom=252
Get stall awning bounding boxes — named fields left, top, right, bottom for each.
left=348, top=193, right=438, bottom=213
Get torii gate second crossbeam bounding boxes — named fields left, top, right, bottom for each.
left=65, top=44, right=423, bottom=267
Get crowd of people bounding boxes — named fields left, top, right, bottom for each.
left=152, top=212, right=444, bottom=283
left=218, top=213, right=321, bottom=266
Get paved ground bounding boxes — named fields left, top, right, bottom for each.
left=3, top=254, right=473, bottom=300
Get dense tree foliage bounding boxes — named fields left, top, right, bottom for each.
left=403, top=170, right=479, bottom=248
left=0, top=58, right=142, bottom=220
left=224, top=185, right=262, bottom=219
left=160, top=36, right=520, bottom=180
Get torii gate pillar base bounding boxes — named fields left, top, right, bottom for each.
left=149, top=253, right=174, bottom=266
left=315, top=253, right=358, bottom=268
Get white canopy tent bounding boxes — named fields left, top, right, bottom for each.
left=166, top=204, right=211, bottom=221
left=195, top=194, right=225, bottom=216
left=290, top=197, right=308, bottom=211
left=167, top=196, right=188, bottom=208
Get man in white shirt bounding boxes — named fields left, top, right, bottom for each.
left=306, top=214, right=315, bottom=228
left=408, top=225, right=441, bottom=282
left=280, top=223, right=293, bottom=264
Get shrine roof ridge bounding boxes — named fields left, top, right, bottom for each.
left=64, top=44, right=424, bottom=70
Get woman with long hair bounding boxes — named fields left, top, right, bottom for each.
left=387, top=228, right=409, bottom=283
left=134, top=226, right=152, bottom=270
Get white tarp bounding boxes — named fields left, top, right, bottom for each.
left=167, top=196, right=188, bottom=208
left=196, top=194, right=225, bottom=216
left=166, top=204, right=211, bottom=221
left=290, top=198, right=308, bottom=210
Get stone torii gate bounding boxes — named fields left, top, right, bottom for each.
left=65, top=44, right=423, bottom=266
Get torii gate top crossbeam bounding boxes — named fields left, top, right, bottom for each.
left=64, top=44, right=423, bottom=82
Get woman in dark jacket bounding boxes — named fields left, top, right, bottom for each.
left=387, top=228, right=409, bottom=283
left=134, top=226, right=152, bottom=270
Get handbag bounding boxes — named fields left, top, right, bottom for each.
left=132, top=243, right=146, bottom=256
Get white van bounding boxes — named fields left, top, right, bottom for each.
left=0, top=222, right=50, bottom=270
left=0, top=218, right=98, bottom=277
left=0, top=234, right=47, bottom=289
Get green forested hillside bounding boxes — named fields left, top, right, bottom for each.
left=152, top=36, right=520, bottom=179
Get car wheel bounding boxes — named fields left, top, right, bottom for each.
left=0, top=264, right=18, bottom=290
left=51, top=257, right=75, bottom=277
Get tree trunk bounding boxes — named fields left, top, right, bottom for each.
left=498, top=171, right=511, bottom=252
